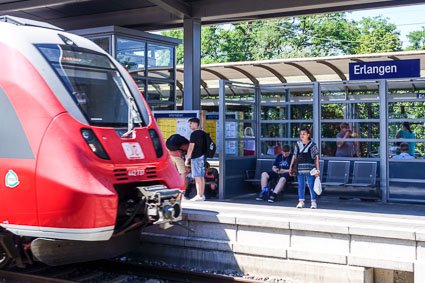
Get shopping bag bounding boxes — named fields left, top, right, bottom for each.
left=313, top=176, right=322, bottom=196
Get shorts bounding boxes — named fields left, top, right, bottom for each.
left=170, top=155, right=187, bottom=174
left=267, top=171, right=291, bottom=183
left=191, top=155, right=205, bottom=178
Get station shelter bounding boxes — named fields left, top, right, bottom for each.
left=173, top=51, right=425, bottom=204
left=72, top=26, right=181, bottom=111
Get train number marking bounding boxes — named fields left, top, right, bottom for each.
left=122, top=142, right=145, bottom=160
left=5, top=170, right=19, bottom=188
left=128, top=170, right=144, bottom=176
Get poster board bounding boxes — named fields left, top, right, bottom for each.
left=225, top=112, right=238, bottom=156
left=205, top=112, right=219, bottom=153
left=153, top=111, right=200, bottom=141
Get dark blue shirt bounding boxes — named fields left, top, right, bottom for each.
left=273, top=153, right=292, bottom=170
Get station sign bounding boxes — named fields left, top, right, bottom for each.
left=349, top=59, right=420, bottom=80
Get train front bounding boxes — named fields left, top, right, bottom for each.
left=0, top=17, right=184, bottom=266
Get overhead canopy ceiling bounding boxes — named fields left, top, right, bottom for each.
left=0, top=0, right=424, bottom=31
left=175, top=50, right=425, bottom=97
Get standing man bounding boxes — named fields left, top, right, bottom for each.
left=185, top=117, right=206, bottom=201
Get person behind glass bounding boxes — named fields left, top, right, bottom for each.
left=256, top=144, right=293, bottom=203
left=289, top=128, right=320, bottom=209
left=205, top=162, right=219, bottom=198
left=243, top=127, right=255, bottom=156
left=396, top=122, right=415, bottom=157
left=336, top=122, right=358, bottom=157
left=392, top=143, right=415, bottom=159
left=185, top=117, right=206, bottom=201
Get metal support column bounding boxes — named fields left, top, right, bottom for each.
left=183, top=18, right=201, bottom=110
left=379, top=80, right=388, bottom=203
left=313, top=82, right=320, bottom=155
left=255, top=84, right=261, bottom=159
left=218, top=80, right=226, bottom=200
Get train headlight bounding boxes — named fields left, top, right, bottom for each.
left=148, top=129, right=164, bottom=158
left=81, top=128, right=110, bottom=160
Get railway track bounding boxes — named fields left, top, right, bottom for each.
left=0, top=260, right=264, bottom=283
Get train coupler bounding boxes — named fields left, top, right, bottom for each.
left=137, top=185, right=183, bottom=229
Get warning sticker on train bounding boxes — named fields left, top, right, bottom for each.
left=5, top=170, right=19, bottom=188
left=122, top=142, right=145, bottom=160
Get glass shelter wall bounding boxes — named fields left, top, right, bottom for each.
left=219, top=78, right=425, bottom=203
left=320, top=82, right=381, bottom=159
left=260, top=84, right=315, bottom=157
left=387, top=80, right=425, bottom=202
left=219, top=81, right=258, bottom=198
left=72, top=26, right=180, bottom=111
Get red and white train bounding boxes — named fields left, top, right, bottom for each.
left=0, top=16, right=184, bottom=268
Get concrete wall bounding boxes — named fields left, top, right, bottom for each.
left=136, top=208, right=425, bottom=283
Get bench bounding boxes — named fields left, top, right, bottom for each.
left=244, top=159, right=324, bottom=191
left=245, top=159, right=274, bottom=185
left=321, top=160, right=350, bottom=186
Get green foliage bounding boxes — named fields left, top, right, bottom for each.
left=406, top=27, right=425, bottom=50
left=352, top=16, right=402, bottom=53
left=162, top=13, right=403, bottom=64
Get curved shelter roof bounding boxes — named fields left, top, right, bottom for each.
left=176, top=50, right=425, bottom=97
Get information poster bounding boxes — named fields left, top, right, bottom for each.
left=153, top=111, right=200, bottom=141
left=225, top=112, right=238, bottom=156
left=205, top=113, right=219, bottom=153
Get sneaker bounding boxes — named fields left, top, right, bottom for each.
left=256, top=187, right=268, bottom=201
left=183, top=196, right=190, bottom=200
left=190, top=195, right=205, bottom=201
left=268, top=193, right=277, bottom=203
left=311, top=201, right=317, bottom=209
left=296, top=201, right=305, bottom=208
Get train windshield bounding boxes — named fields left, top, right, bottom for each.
left=36, top=44, right=147, bottom=127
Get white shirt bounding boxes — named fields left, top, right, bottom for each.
left=244, top=136, right=255, bottom=151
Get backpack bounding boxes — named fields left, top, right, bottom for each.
left=204, top=132, right=216, bottom=158
left=166, top=134, right=189, bottom=151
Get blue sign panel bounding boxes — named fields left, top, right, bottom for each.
left=349, top=59, right=420, bottom=80
left=418, top=93, right=425, bottom=99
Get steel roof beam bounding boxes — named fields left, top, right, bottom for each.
left=316, top=60, right=347, bottom=81
left=0, top=0, right=91, bottom=13
left=146, top=0, right=191, bottom=18
left=388, top=56, right=400, bottom=60
left=253, top=64, right=287, bottom=83
left=224, top=66, right=259, bottom=84
left=177, top=69, right=210, bottom=95
left=285, top=62, right=316, bottom=82
left=202, top=68, right=236, bottom=95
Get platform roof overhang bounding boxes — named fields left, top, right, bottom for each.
left=1, top=0, right=424, bottom=31
left=175, top=50, right=425, bottom=96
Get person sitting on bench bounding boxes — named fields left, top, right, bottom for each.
left=256, top=144, right=293, bottom=203
left=392, top=142, right=415, bottom=159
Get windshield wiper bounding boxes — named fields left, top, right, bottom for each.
left=121, top=97, right=135, bottom=138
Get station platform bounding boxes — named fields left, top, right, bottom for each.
left=137, top=194, right=425, bottom=283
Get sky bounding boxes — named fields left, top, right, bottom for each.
left=348, top=3, right=425, bottom=48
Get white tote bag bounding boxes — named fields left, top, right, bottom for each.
left=313, top=176, right=322, bottom=195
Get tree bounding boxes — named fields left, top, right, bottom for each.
left=162, top=13, right=402, bottom=64
left=352, top=16, right=402, bottom=54
left=406, top=27, right=425, bottom=50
